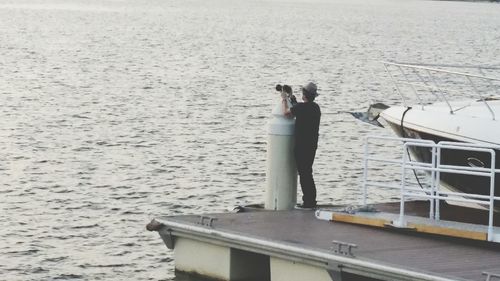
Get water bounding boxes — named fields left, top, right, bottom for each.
left=1, top=0, right=499, bottom=280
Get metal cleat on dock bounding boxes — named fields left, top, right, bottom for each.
left=197, top=215, right=217, bottom=227
left=330, top=240, right=357, bottom=257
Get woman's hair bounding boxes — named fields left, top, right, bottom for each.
left=283, top=84, right=292, bottom=95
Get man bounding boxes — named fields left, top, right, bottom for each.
left=283, top=82, right=321, bottom=208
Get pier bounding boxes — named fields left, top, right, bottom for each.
left=147, top=201, right=500, bottom=281
left=147, top=136, right=500, bottom=281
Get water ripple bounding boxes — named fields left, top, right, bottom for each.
left=1, top=0, right=499, bottom=281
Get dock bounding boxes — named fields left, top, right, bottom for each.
left=147, top=201, right=500, bottom=281
left=147, top=136, right=500, bottom=280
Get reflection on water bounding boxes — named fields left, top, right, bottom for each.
left=0, top=0, right=499, bottom=280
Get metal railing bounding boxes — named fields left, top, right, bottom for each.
left=383, top=61, right=500, bottom=120
left=362, top=135, right=500, bottom=241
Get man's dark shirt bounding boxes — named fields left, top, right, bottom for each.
left=291, top=102, right=321, bottom=149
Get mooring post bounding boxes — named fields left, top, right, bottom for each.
left=265, top=94, right=297, bottom=210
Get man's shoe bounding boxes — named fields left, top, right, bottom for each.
left=295, top=203, right=317, bottom=210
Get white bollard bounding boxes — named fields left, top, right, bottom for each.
left=265, top=99, right=297, bottom=210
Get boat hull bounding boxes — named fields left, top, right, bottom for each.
left=385, top=120, right=500, bottom=207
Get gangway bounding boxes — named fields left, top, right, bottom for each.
left=317, top=136, right=500, bottom=242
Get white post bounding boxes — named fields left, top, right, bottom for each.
left=436, top=147, right=441, bottom=220
left=265, top=98, right=297, bottom=210
left=488, top=150, right=496, bottom=241
left=429, top=147, right=436, bottom=219
left=396, top=143, right=409, bottom=227
left=362, top=137, right=370, bottom=206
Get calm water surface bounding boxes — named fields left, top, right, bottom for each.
left=1, top=0, right=499, bottom=280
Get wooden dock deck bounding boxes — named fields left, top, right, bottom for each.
left=148, top=201, right=500, bottom=281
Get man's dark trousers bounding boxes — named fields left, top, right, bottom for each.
left=295, top=146, right=317, bottom=207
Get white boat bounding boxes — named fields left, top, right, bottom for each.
left=362, top=62, right=500, bottom=206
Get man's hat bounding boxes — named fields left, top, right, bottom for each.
left=302, top=82, right=318, bottom=99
